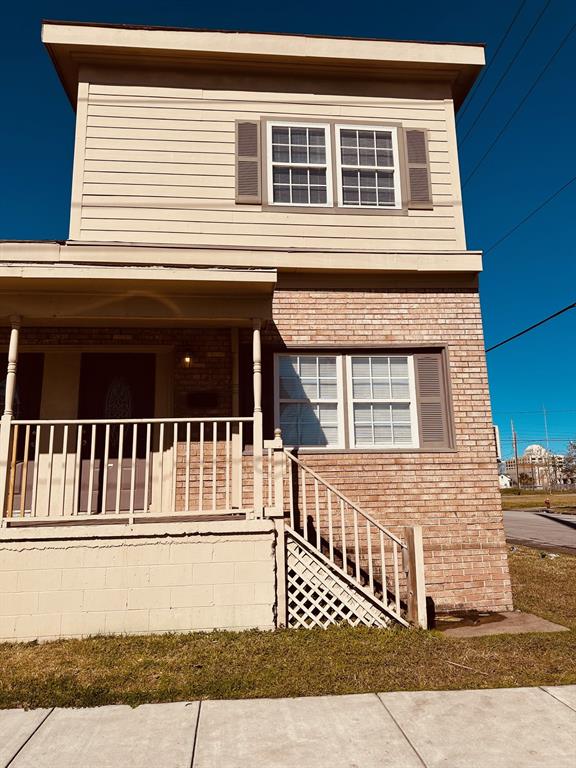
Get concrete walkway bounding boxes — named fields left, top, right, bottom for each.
left=504, top=509, right=576, bottom=552
left=1, top=686, right=575, bottom=767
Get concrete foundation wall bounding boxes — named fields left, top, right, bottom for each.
left=0, top=520, right=277, bottom=643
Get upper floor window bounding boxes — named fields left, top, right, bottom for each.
left=236, top=119, right=432, bottom=209
left=335, top=126, right=402, bottom=209
left=267, top=122, right=332, bottom=207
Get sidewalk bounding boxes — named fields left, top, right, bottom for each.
left=1, top=686, right=575, bottom=767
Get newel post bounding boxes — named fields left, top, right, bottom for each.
left=405, top=525, right=427, bottom=629
left=252, top=319, right=264, bottom=518
left=0, top=316, right=21, bottom=518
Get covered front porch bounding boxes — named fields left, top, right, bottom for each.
left=0, top=261, right=280, bottom=525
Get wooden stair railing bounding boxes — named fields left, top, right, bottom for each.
left=283, top=449, right=427, bottom=628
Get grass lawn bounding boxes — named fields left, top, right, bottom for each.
left=0, top=546, right=575, bottom=709
left=500, top=490, right=576, bottom=512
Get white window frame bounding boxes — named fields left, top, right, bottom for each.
left=345, top=354, right=420, bottom=449
left=273, top=354, right=345, bottom=449
left=266, top=121, right=333, bottom=208
left=335, top=124, right=402, bottom=210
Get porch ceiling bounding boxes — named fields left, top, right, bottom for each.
left=0, top=262, right=276, bottom=325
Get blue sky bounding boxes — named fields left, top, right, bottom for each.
left=1, top=0, right=574, bottom=458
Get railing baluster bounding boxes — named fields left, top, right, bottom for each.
left=224, top=421, right=230, bottom=510
left=198, top=421, right=204, bottom=512
left=212, top=421, right=217, bottom=512
left=46, top=424, right=55, bottom=516
left=340, top=498, right=347, bottom=574
left=327, top=489, right=334, bottom=564
left=172, top=422, right=178, bottom=514
left=20, top=425, right=31, bottom=517
left=60, top=424, right=69, bottom=516
left=379, top=528, right=387, bottom=600
left=143, top=423, right=151, bottom=514
left=301, top=467, right=308, bottom=541
left=115, top=423, right=124, bottom=514
left=238, top=421, right=243, bottom=508
left=101, top=424, right=110, bottom=515
left=353, top=506, right=360, bottom=582
left=130, top=423, right=138, bottom=516
left=367, top=519, right=374, bottom=592
left=314, top=478, right=321, bottom=551
left=72, top=424, right=81, bottom=516
left=288, top=455, right=294, bottom=528
left=158, top=421, right=165, bottom=515
left=393, top=542, right=400, bottom=615
left=6, top=424, right=19, bottom=517
left=31, top=424, right=41, bottom=518
left=86, top=424, right=96, bottom=516
left=185, top=421, right=191, bottom=512
left=267, top=446, right=273, bottom=508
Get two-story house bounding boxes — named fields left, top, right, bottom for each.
left=0, top=21, right=513, bottom=642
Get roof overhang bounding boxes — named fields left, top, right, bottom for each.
left=0, top=253, right=276, bottom=325
left=42, top=21, right=485, bottom=110
left=0, top=241, right=483, bottom=275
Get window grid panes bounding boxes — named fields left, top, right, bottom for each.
left=338, top=128, right=398, bottom=208
left=350, top=356, right=414, bottom=447
left=278, top=355, right=340, bottom=447
left=270, top=125, right=329, bottom=206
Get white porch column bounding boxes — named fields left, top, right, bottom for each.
left=252, top=319, right=264, bottom=518
left=0, top=316, right=21, bottom=517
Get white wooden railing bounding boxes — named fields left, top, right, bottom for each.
left=2, top=417, right=254, bottom=522
left=283, top=449, right=408, bottom=616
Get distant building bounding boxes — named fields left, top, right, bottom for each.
left=505, top=444, right=572, bottom=489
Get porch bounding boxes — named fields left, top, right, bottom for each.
left=0, top=262, right=427, bottom=639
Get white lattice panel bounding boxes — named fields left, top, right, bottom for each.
left=286, top=533, right=393, bottom=629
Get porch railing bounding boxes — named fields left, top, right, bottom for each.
left=1, top=417, right=254, bottom=522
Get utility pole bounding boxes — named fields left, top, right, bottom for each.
left=512, top=420, right=521, bottom=495
left=543, top=406, right=550, bottom=452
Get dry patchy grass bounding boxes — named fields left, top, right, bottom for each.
left=0, top=546, right=574, bottom=709
left=501, top=490, right=576, bottom=512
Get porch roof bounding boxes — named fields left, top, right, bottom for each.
left=0, top=259, right=276, bottom=326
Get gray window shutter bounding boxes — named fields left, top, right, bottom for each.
left=236, top=120, right=261, bottom=204
left=404, top=129, right=432, bottom=209
left=414, top=352, right=452, bottom=449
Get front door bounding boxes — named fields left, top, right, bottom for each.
left=77, top=353, right=156, bottom=513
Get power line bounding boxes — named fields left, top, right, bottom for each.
left=484, top=174, right=576, bottom=255
left=457, top=0, right=529, bottom=124
left=486, top=301, right=576, bottom=352
left=463, top=21, right=576, bottom=188
left=493, top=410, right=576, bottom=415
left=459, top=0, right=553, bottom=145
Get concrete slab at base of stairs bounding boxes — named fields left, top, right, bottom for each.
left=378, top=687, right=576, bottom=768
left=440, top=610, right=569, bottom=637
left=0, top=708, right=51, bottom=767
left=193, top=693, right=423, bottom=768
left=8, top=702, right=199, bottom=768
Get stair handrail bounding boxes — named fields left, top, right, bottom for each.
left=284, top=448, right=406, bottom=548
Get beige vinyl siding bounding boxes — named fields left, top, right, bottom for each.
left=74, top=82, right=465, bottom=249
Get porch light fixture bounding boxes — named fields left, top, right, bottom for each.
left=180, top=353, right=194, bottom=369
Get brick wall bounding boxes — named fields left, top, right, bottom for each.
left=264, top=274, right=513, bottom=613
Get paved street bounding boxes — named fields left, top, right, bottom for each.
left=1, top=686, right=575, bottom=767
left=504, top=509, right=576, bottom=551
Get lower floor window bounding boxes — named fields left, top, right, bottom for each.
left=275, top=353, right=419, bottom=449
left=276, top=355, right=341, bottom=447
